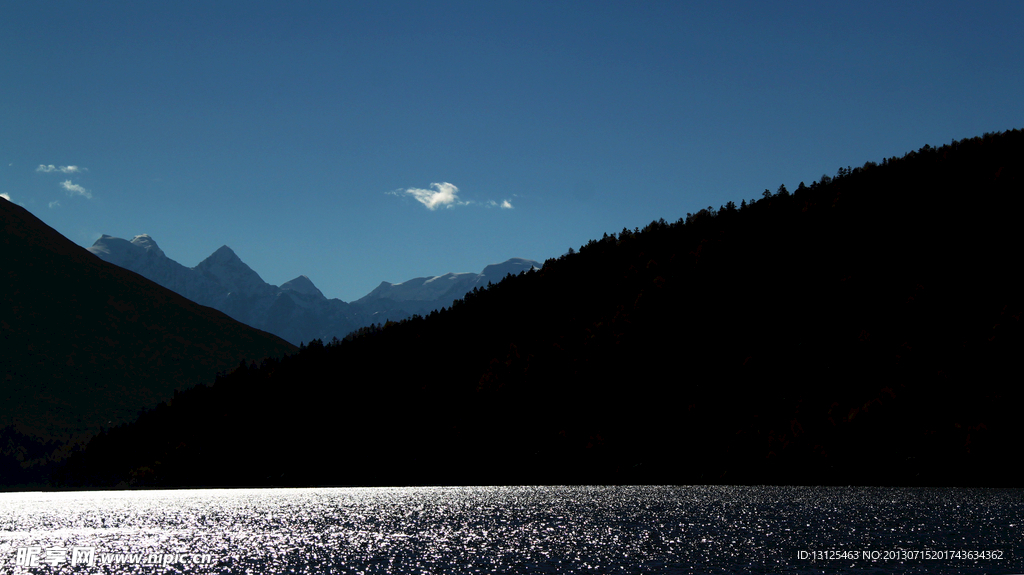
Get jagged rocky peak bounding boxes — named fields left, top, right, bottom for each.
left=280, top=275, right=326, bottom=299
left=196, top=245, right=251, bottom=276
left=195, top=244, right=273, bottom=298
left=203, top=245, right=242, bottom=264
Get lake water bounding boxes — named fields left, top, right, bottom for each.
left=0, top=485, right=1020, bottom=574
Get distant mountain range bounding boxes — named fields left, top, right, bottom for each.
left=353, top=258, right=543, bottom=317
left=88, top=235, right=541, bottom=345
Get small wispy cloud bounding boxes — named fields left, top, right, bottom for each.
left=392, top=182, right=516, bottom=212
left=37, top=164, right=85, bottom=173
left=0, top=193, right=10, bottom=202
left=393, top=182, right=466, bottom=210
left=61, top=180, right=92, bottom=199
left=486, top=199, right=514, bottom=209
left=49, top=200, right=61, bottom=209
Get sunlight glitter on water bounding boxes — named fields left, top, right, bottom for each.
left=0, top=486, right=1021, bottom=574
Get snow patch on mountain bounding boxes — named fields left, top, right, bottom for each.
left=356, top=258, right=542, bottom=306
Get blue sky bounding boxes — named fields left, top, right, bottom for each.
left=3, top=1, right=1022, bottom=302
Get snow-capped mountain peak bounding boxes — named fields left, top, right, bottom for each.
left=129, top=234, right=165, bottom=257
left=477, top=258, right=541, bottom=285
left=88, top=234, right=165, bottom=268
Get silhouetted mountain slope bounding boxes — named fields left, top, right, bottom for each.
left=1, top=199, right=295, bottom=485
left=57, top=129, right=1023, bottom=488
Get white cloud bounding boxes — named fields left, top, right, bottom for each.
left=37, top=164, right=84, bottom=173
left=49, top=200, right=61, bottom=208
left=399, top=182, right=465, bottom=210
left=61, top=180, right=92, bottom=199
left=0, top=193, right=10, bottom=201
left=487, top=199, right=514, bottom=209
left=393, top=182, right=515, bottom=212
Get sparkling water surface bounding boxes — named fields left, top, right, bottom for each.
left=1, top=485, right=1021, bottom=574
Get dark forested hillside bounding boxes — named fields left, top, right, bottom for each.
left=56, top=130, right=1023, bottom=488
left=0, top=200, right=296, bottom=487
